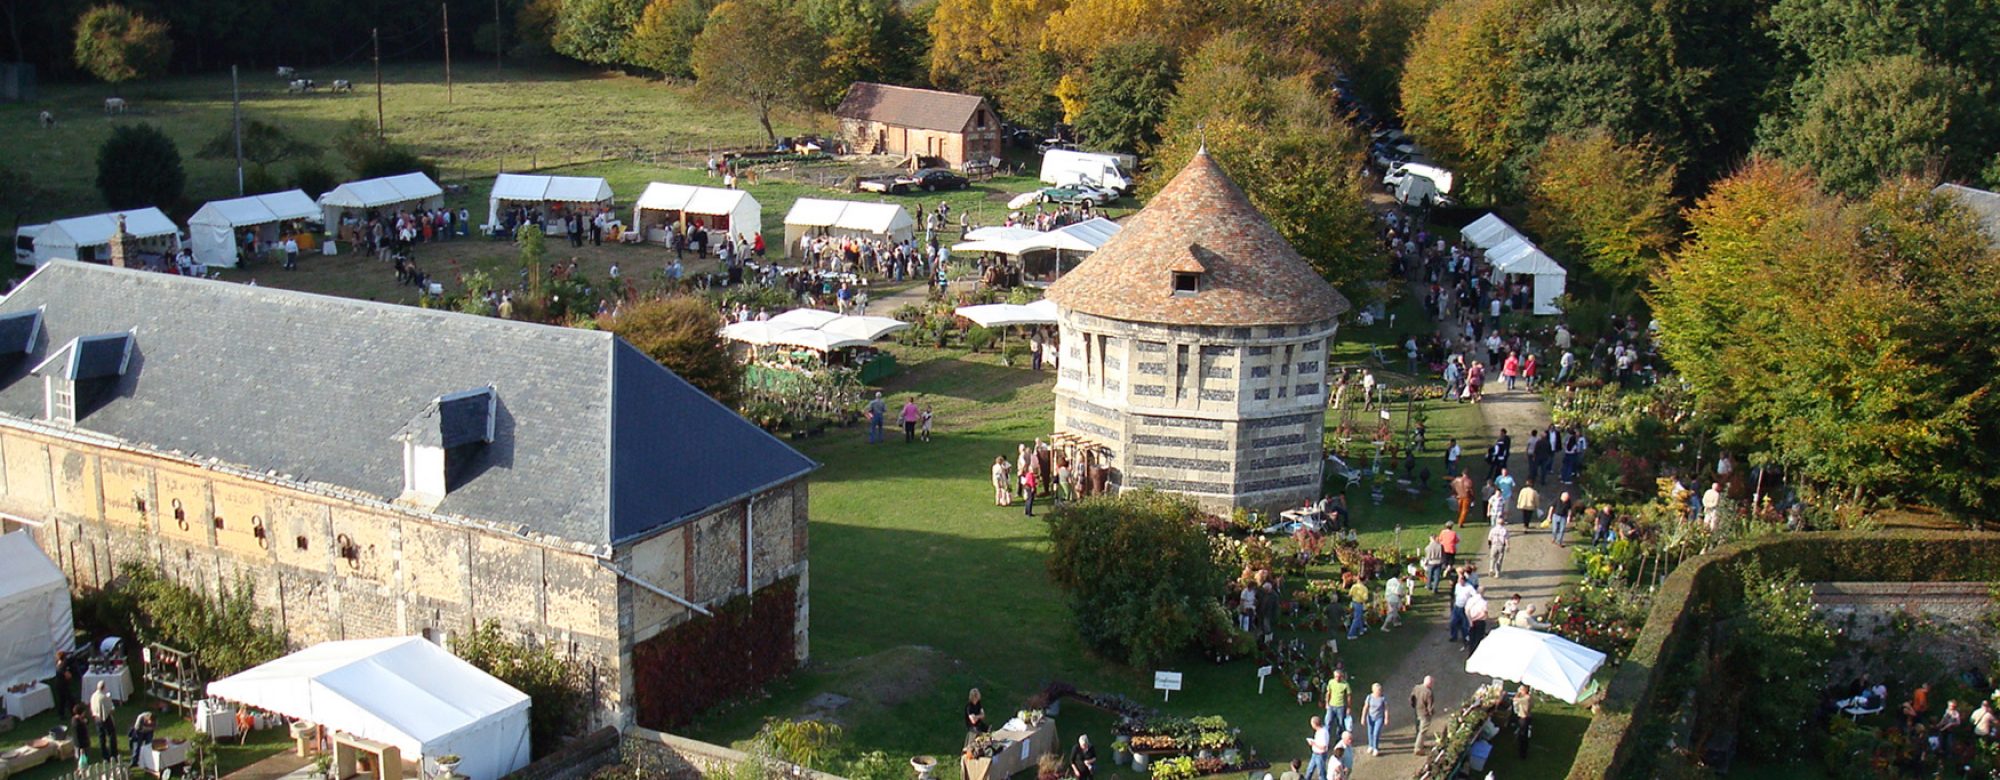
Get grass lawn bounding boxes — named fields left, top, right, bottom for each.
left=682, top=328, right=1496, bottom=778
left=0, top=692, right=292, bottom=780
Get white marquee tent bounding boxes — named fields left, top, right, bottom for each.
left=1460, top=213, right=1522, bottom=250
left=721, top=310, right=908, bottom=351
left=954, top=299, right=1059, bottom=328
left=208, top=636, right=530, bottom=780
left=29, top=208, right=180, bottom=266
left=1483, top=234, right=1568, bottom=315
left=631, top=183, right=761, bottom=245
left=783, top=199, right=914, bottom=255
left=954, top=218, right=1121, bottom=284
left=317, top=172, right=445, bottom=228
left=0, top=530, right=74, bottom=690
left=486, top=174, right=615, bottom=230
left=188, top=190, right=321, bottom=268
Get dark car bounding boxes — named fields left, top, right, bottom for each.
left=895, top=169, right=970, bottom=192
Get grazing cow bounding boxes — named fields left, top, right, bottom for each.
left=276, top=66, right=296, bottom=79
left=330, top=79, right=353, bottom=93
left=103, top=97, right=126, bottom=114
left=39, top=111, right=55, bottom=128
left=287, top=79, right=316, bottom=93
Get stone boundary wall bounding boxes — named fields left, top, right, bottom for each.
left=620, top=727, right=847, bottom=780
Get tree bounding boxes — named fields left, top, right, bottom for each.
left=1275, top=0, right=1436, bottom=115
left=1764, top=54, right=1994, bottom=195
left=453, top=621, right=586, bottom=758
left=1512, top=1, right=1655, bottom=147
left=1726, top=562, right=1835, bottom=755
left=606, top=297, right=744, bottom=407
left=627, top=0, right=716, bottom=79
left=1653, top=159, right=2000, bottom=518
left=196, top=119, right=321, bottom=173
left=95, top=122, right=184, bottom=209
left=72, top=4, right=171, bottom=91
left=1397, top=0, right=1544, bottom=202
left=1149, top=32, right=1381, bottom=305
left=690, top=0, right=827, bottom=143
left=1039, top=0, right=1238, bottom=65
left=290, top=161, right=337, bottom=199
left=552, top=0, right=645, bottom=65
left=1044, top=490, right=1227, bottom=668
left=331, top=118, right=437, bottom=180
left=925, top=0, right=1064, bottom=93
left=796, top=0, right=924, bottom=104
left=1525, top=129, right=1679, bottom=287
left=1070, top=40, right=1176, bottom=154
left=1769, top=0, right=2000, bottom=76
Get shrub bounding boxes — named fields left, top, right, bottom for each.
left=964, top=326, right=997, bottom=352
left=1045, top=491, right=1230, bottom=669
left=90, top=562, right=285, bottom=678
left=605, top=296, right=743, bottom=407
left=96, top=123, right=185, bottom=209
left=452, top=620, right=587, bottom=758
left=291, top=161, right=338, bottom=199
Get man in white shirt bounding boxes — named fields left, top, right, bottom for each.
left=1445, top=439, right=1462, bottom=476
left=1465, top=586, right=1491, bottom=650
left=1304, top=716, right=1331, bottom=780
left=1558, top=350, right=1575, bottom=384
left=1382, top=574, right=1407, bottom=630
left=282, top=237, right=300, bottom=270
left=1486, top=521, right=1510, bottom=577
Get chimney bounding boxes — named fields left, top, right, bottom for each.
left=107, top=214, right=136, bottom=269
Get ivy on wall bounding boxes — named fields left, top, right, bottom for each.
left=631, top=576, right=801, bottom=730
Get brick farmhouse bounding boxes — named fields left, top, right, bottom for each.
left=835, top=82, right=1003, bottom=169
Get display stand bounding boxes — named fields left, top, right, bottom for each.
left=144, top=644, right=203, bottom=717
left=333, top=733, right=403, bottom=780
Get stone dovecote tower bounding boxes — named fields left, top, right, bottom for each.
left=1045, top=150, right=1352, bottom=514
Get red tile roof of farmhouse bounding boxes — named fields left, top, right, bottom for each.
left=1047, top=150, right=1351, bottom=327
left=835, top=82, right=987, bottom=133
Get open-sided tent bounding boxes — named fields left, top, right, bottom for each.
left=952, top=218, right=1121, bottom=284
left=631, top=183, right=761, bottom=245
left=1485, top=235, right=1568, bottom=315
left=954, top=299, right=1059, bottom=328
left=1465, top=626, right=1607, bottom=704
left=1460, top=213, right=1522, bottom=250
left=0, top=530, right=74, bottom=690
left=188, top=190, right=320, bottom=268
left=207, top=636, right=530, bottom=780
left=486, top=174, right=615, bottom=230
left=318, top=172, right=445, bottom=228
left=30, top=208, right=180, bottom=266
left=783, top=199, right=914, bottom=255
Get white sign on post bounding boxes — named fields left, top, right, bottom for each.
left=1257, top=665, right=1274, bottom=695
left=1154, top=671, right=1184, bottom=702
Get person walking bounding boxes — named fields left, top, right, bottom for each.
left=1451, top=471, right=1474, bottom=527
left=1449, top=571, right=1473, bottom=643
left=1410, top=677, right=1436, bottom=755
left=1513, top=686, right=1534, bottom=759
left=1022, top=467, right=1040, bottom=517
left=1547, top=491, right=1575, bottom=547
left=1522, top=353, right=1537, bottom=389
left=1515, top=482, right=1539, bottom=527
left=1304, top=716, right=1331, bottom=780
left=1486, top=521, right=1510, bottom=577
left=1444, top=438, right=1461, bottom=477
left=1466, top=585, right=1491, bottom=651
left=1436, top=525, right=1459, bottom=570
left=1345, top=577, right=1369, bottom=639
left=1501, top=352, right=1519, bottom=390
left=89, top=681, right=116, bottom=761
left=1324, top=670, right=1353, bottom=734
left=1362, top=684, right=1388, bottom=757
left=1422, top=536, right=1445, bottom=594
left=866, top=392, right=886, bottom=444
left=1382, top=573, right=1407, bottom=630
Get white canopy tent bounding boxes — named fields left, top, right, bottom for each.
left=1484, top=235, right=1568, bottom=315
left=485, top=174, right=615, bottom=230
left=953, top=299, right=1059, bottom=328
left=317, top=172, right=445, bottom=228
left=0, top=531, right=73, bottom=690
left=188, top=190, right=320, bottom=268
left=1460, top=213, right=1522, bottom=250
left=631, top=183, right=761, bottom=245
left=953, top=218, right=1121, bottom=284
left=722, top=310, right=908, bottom=350
left=783, top=199, right=914, bottom=256
left=1464, top=626, right=1607, bottom=704
left=30, top=208, right=180, bottom=266
left=207, top=637, right=530, bottom=780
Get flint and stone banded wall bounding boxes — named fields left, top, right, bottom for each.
left=1054, top=309, right=1336, bottom=513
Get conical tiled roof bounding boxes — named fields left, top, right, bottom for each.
left=1046, top=150, right=1351, bottom=326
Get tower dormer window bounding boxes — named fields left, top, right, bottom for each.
left=1173, top=272, right=1200, bottom=295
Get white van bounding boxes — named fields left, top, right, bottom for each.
left=1040, top=149, right=1136, bottom=194
left=1384, top=162, right=1454, bottom=195
left=12, top=224, right=44, bottom=266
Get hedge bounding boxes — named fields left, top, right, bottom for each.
left=1565, top=531, right=2000, bottom=779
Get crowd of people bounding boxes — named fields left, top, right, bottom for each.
left=985, top=437, right=1109, bottom=516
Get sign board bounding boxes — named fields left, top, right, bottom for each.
left=1379, top=410, right=1392, bottom=421
left=1154, top=671, right=1183, bottom=701
left=1257, top=665, right=1274, bottom=695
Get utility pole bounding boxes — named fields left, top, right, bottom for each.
left=372, top=28, right=384, bottom=138
left=231, top=64, right=244, bottom=195
left=494, top=0, right=503, bottom=74
left=442, top=3, right=453, bottom=104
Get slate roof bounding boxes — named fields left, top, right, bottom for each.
left=835, top=82, right=988, bottom=133
left=0, top=264, right=816, bottom=548
left=1046, top=150, right=1351, bottom=326
left=1935, top=183, right=2000, bottom=247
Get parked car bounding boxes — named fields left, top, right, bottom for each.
left=857, top=176, right=903, bottom=194
left=896, top=169, right=970, bottom=191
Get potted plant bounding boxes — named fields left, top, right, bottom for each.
left=313, top=753, right=333, bottom=780
left=910, top=755, right=938, bottom=780
left=435, top=754, right=463, bottom=775
left=1111, top=737, right=1131, bottom=767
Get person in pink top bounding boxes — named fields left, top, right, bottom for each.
left=1502, top=353, right=1520, bottom=390
left=1522, top=354, right=1538, bottom=389
left=900, top=397, right=922, bottom=442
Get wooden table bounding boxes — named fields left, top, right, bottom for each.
left=961, top=719, right=1058, bottom=780
left=0, top=740, right=59, bottom=780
